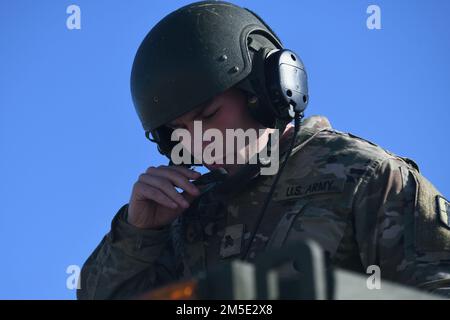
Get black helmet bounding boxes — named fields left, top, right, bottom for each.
left=130, top=0, right=308, bottom=158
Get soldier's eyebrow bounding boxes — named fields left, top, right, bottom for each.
left=168, top=99, right=213, bottom=128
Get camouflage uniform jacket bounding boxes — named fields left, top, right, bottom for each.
left=77, top=116, right=450, bottom=299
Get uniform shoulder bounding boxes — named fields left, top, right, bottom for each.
left=288, top=115, right=420, bottom=180
left=305, top=118, right=403, bottom=166
left=317, top=129, right=394, bottom=162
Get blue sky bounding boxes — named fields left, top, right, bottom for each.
left=0, top=0, right=449, bottom=299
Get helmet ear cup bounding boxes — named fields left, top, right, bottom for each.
left=244, top=47, right=309, bottom=129
left=264, top=49, right=309, bottom=116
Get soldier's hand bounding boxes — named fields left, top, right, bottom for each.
left=127, top=165, right=202, bottom=229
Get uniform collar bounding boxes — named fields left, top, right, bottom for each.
left=279, top=115, right=332, bottom=157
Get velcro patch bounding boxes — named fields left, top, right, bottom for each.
left=437, top=195, right=450, bottom=229
left=274, top=177, right=346, bottom=201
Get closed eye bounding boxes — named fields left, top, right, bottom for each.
left=202, top=108, right=219, bottom=120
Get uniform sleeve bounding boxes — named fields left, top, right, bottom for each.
left=77, top=204, right=179, bottom=300
left=353, top=157, right=450, bottom=297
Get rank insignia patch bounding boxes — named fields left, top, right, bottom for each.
left=436, top=195, right=450, bottom=229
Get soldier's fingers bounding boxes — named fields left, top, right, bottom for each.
left=165, top=165, right=202, bottom=180
left=146, top=167, right=201, bottom=196
left=138, top=174, right=191, bottom=208
left=134, top=182, right=178, bottom=209
left=181, top=190, right=202, bottom=205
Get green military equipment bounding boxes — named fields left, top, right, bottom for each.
left=129, top=1, right=292, bottom=161
left=130, top=0, right=282, bottom=133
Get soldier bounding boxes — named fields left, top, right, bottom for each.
left=77, top=1, right=450, bottom=299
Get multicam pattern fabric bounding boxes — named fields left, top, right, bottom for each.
left=77, top=116, right=450, bottom=299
